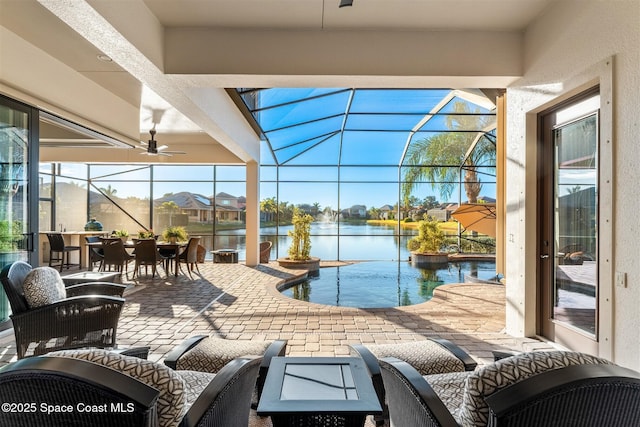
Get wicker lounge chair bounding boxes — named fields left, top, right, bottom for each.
left=0, top=349, right=262, bottom=427
left=378, top=350, right=640, bottom=427
left=164, top=335, right=287, bottom=405
left=350, top=340, right=476, bottom=426
left=0, top=261, right=125, bottom=358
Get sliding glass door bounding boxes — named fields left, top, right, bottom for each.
left=0, top=96, right=37, bottom=325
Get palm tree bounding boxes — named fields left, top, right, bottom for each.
left=402, top=101, right=496, bottom=204
left=260, top=197, right=278, bottom=222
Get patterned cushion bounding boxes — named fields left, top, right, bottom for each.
left=424, top=371, right=472, bottom=422
left=176, top=370, right=216, bottom=411
left=457, top=351, right=614, bottom=427
left=364, top=340, right=466, bottom=375
left=22, top=267, right=66, bottom=308
left=175, top=337, right=271, bottom=373
left=49, top=349, right=187, bottom=427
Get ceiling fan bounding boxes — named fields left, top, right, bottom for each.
left=139, top=126, right=186, bottom=157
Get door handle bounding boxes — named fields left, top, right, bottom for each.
left=540, top=254, right=550, bottom=259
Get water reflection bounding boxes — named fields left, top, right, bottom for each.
left=281, top=260, right=496, bottom=308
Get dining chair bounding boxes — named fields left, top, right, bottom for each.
left=132, top=239, right=167, bottom=279
left=100, top=237, right=134, bottom=278
left=85, top=235, right=104, bottom=271
left=178, top=237, right=201, bottom=279
left=46, top=233, right=81, bottom=272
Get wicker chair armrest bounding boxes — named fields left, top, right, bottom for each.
left=0, top=356, right=158, bottom=427
left=379, top=357, right=459, bottom=427
left=430, top=338, right=477, bottom=371
left=11, top=296, right=125, bottom=320
left=350, top=344, right=382, bottom=376
left=261, top=340, right=287, bottom=370
left=66, top=282, right=127, bottom=297
left=181, top=356, right=262, bottom=427
left=163, top=335, right=208, bottom=370
left=485, top=364, right=640, bottom=426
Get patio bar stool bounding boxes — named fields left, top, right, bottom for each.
left=46, top=233, right=81, bottom=271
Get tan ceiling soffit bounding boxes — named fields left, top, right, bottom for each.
left=0, top=82, right=139, bottom=148
left=37, top=0, right=261, bottom=163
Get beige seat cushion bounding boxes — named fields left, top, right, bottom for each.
left=49, top=349, right=187, bottom=427
left=364, top=340, right=466, bottom=375
left=175, top=337, right=271, bottom=373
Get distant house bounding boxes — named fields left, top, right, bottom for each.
left=342, top=204, right=367, bottom=218
left=155, top=192, right=212, bottom=223
left=379, top=204, right=394, bottom=220
left=426, top=203, right=458, bottom=221
left=212, top=192, right=244, bottom=222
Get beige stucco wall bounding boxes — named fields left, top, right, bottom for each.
left=505, top=0, right=640, bottom=369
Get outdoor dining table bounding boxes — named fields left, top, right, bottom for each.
left=87, top=240, right=187, bottom=277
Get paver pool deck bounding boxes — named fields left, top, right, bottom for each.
left=0, top=261, right=554, bottom=367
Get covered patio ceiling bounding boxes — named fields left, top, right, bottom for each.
left=1, top=0, right=551, bottom=166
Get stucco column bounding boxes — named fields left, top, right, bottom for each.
left=245, top=160, right=260, bottom=266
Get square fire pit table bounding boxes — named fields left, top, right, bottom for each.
left=257, top=357, right=382, bottom=427
left=62, top=271, right=120, bottom=286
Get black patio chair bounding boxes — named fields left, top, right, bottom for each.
left=0, top=350, right=262, bottom=427
left=350, top=339, right=476, bottom=426
left=132, top=238, right=167, bottom=279
left=100, top=237, right=134, bottom=278
left=378, top=350, right=640, bottom=427
left=85, top=235, right=104, bottom=271
left=47, top=232, right=81, bottom=271
left=178, top=236, right=201, bottom=278
left=0, top=261, right=125, bottom=359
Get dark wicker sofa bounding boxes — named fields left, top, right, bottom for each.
left=378, top=350, right=640, bottom=427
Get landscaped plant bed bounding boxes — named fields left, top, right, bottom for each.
left=276, top=257, right=321, bottom=273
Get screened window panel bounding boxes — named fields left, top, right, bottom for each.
left=259, top=91, right=350, bottom=132
left=254, top=88, right=347, bottom=110
left=275, top=137, right=333, bottom=164
left=154, top=165, right=213, bottom=181
left=216, top=165, right=246, bottom=181
left=340, top=131, right=407, bottom=165
left=260, top=165, right=278, bottom=181
left=56, top=177, right=87, bottom=231
left=278, top=167, right=338, bottom=182
left=440, top=96, right=495, bottom=115
left=350, top=89, right=451, bottom=114
left=260, top=140, right=277, bottom=165
left=339, top=236, right=407, bottom=261
left=89, top=165, right=150, bottom=180
left=285, top=134, right=340, bottom=165
left=59, top=163, right=87, bottom=179
left=345, top=113, right=423, bottom=131
left=266, top=116, right=343, bottom=150
left=339, top=183, right=398, bottom=216
left=340, top=167, right=397, bottom=182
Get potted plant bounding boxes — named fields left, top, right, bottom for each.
left=137, top=229, right=155, bottom=239
left=407, top=215, right=449, bottom=267
left=277, top=208, right=320, bottom=273
left=112, top=229, right=129, bottom=242
left=162, top=225, right=188, bottom=243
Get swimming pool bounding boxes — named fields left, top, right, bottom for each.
left=280, top=260, right=497, bottom=308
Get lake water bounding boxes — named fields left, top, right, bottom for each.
left=210, top=222, right=420, bottom=261
left=280, top=260, right=497, bottom=308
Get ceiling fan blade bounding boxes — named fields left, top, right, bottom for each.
left=157, top=144, right=169, bottom=151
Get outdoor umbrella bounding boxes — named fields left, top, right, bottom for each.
left=451, top=203, right=496, bottom=238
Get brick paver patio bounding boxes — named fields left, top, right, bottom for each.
left=0, top=261, right=554, bottom=367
